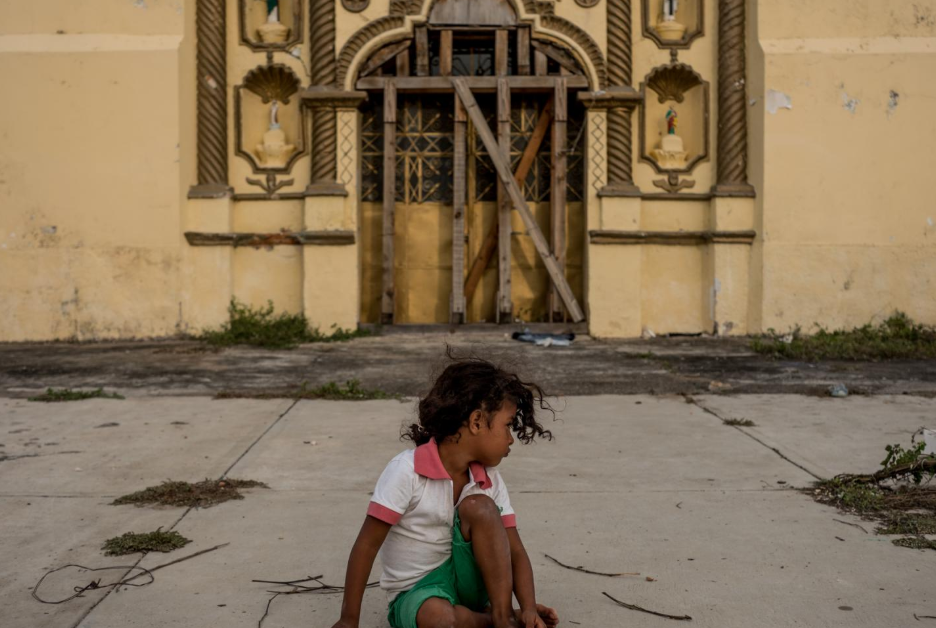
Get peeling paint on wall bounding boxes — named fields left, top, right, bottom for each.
left=887, top=90, right=900, bottom=118
left=841, top=88, right=860, bottom=114
left=765, top=89, right=792, bottom=114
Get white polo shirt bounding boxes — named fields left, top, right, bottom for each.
left=367, top=438, right=516, bottom=601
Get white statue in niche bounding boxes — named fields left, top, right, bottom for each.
left=652, top=106, right=688, bottom=169
left=656, top=0, right=687, bottom=40
left=257, top=0, right=289, bottom=44
left=256, top=100, right=296, bottom=168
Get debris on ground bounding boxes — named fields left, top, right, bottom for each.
left=101, top=529, right=191, bottom=556
left=214, top=379, right=402, bottom=401
left=112, top=478, right=268, bottom=508
left=602, top=591, right=692, bottom=621
left=255, top=574, right=379, bottom=628
left=544, top=553, right=640, bottom=577
left=511, top=330, right=575, bottom=347
left=828, top=383, right=849, bottom=398
left=810, top=435, right=936, bottom=551
left=28, top=387, right=124, bottom=402
left=32, top=543, right=229, bottom=604
left=722, top=418, right=756, bottom=427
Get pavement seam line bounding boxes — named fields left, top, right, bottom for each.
left=686, top=396, right=825, bottom=481
left=68, top=398, right=301, bottom=628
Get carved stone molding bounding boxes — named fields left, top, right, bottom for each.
left=238, top=0, right=302, bottom=51
left=337, top=16, right=407, bottom=89
left=190, top=0, right=230, bottom=197
left=243, top=64, right=301, bottom=104
left=646, top=62, right=703, bottom=103
left=574, top=0, right=600, bottom=7
left=393, top=0, right=554, bottom=17
left=185, top=230, right=356, bottom=247
left=309, top=0, right=341, bottom=191
left=714, top=0, right=754, bottom=196
left=589, top=229, right=755, bottom=245
left=602, top=0, right=637, bottom=196
left=341, top=0, right=370, bottom=13
left=539, top=14, right=607, bottom=89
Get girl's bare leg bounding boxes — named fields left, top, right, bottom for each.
left=416, top=598, right=491, bottom=628
left=457, top=495, right=518, bottom=628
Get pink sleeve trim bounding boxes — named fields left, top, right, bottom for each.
left=501, top=514, right=517, bottom=528
left=367, top=501, right=403, bottom=525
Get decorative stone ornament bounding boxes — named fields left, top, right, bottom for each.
left=256, top=101, right=296, bottom=168
left=641, top=0, right=703, bottom=49
left=640, top=62, right=709, bottom=174
left=574, top=0, right=601, bottom=8
left=240, top=0, right=302, bottom=50
left=341, top=0, right=370, bottom=12
left=235, top=64, right=306, bottom=175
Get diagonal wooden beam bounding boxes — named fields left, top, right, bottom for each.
left=452, top=77, right=585, bottom=322
left=464, top=98, right=553, bottom=303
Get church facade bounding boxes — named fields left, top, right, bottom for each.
left=1, top=0, right=934, bottom=340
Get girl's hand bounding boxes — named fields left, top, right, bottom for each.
left=330, top=619, right=358, bottom=628
left=518, top=604, right=559, bottom=628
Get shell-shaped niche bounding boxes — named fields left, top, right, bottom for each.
left=640, top=63, right=709, bottom=174
left=236, top=64, right=306, bottom=174
left=240, top=0, right=303, bottom=50
left=641, top=0, right=703, bottom=49
left=244, top=64, right=300, bottom=104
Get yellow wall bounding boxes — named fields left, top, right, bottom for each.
left=3, top=0, right=935, bottom=341
left=751, top=0, right=936, bottom=332
left=0, top=1, right=191, bottom=340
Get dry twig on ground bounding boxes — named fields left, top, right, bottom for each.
left=602, top=592, right=692, bottom=621
left=544, top=553, right=639, bottom=577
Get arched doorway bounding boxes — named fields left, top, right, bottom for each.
left=355, top=0, right=590, bottom=326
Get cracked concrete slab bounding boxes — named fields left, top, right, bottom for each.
left=0, top=495, right=176, bottom=628
left=0, top=398, right=293, bottom=495
left=3, top=395, right=935, bottom=628
left=694, top=395, right=936, bottom=479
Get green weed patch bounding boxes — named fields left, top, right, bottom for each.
left=28, top=388, right=124, bottom=402
left=102, top=529, right=191, bottom=556
left=112, top=478, right=268, bottom=509
left=214, top=379, right=401, bottom=401
left=751, top=312, right=936, bottom=361
left=198, top=299, right=371, bottom=349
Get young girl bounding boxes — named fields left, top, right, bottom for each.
left=330, top=354, right=560, bottom=628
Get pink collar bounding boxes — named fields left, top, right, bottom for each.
left=414, top=438, right=491, bottom=489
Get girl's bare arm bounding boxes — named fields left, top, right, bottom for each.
left=331, top=515, right=392, bottom=628
left=506, top=528, right=536, bottom=612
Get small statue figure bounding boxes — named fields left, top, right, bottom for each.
left=657, top=0, right=687, bottom=40
left=256, top=100, right=296, bottom=168
left=653, top=106, right=688, bottom=169
left=257, top=0, right=289, bottom=44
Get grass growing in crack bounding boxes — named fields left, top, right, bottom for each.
left=722, top=418, right=756, bottom=427
left=28, top=387, right=124, bottom=402
left=214, top=379, right=402, bottom=401
left=197, top=299, right=371, bottom=349
left=751, top=312, right=936, bottom=360
left=102, top=529, right=191, bottom=556
left=112, top=478, right=268, bottom=509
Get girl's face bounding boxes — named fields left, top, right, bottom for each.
left=475, top=400, right=517, bottom=467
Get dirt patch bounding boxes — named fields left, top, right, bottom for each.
left=215, top=379, right=402, bottom=401
left=28, top=387, right=123, bottom=402
left=112, top=478, right=268, bottom=509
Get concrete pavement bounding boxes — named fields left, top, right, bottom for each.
left=2, top=394, right=934, bottom=628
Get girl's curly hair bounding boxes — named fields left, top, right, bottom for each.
left=403, top=346, right=554, bottom=446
